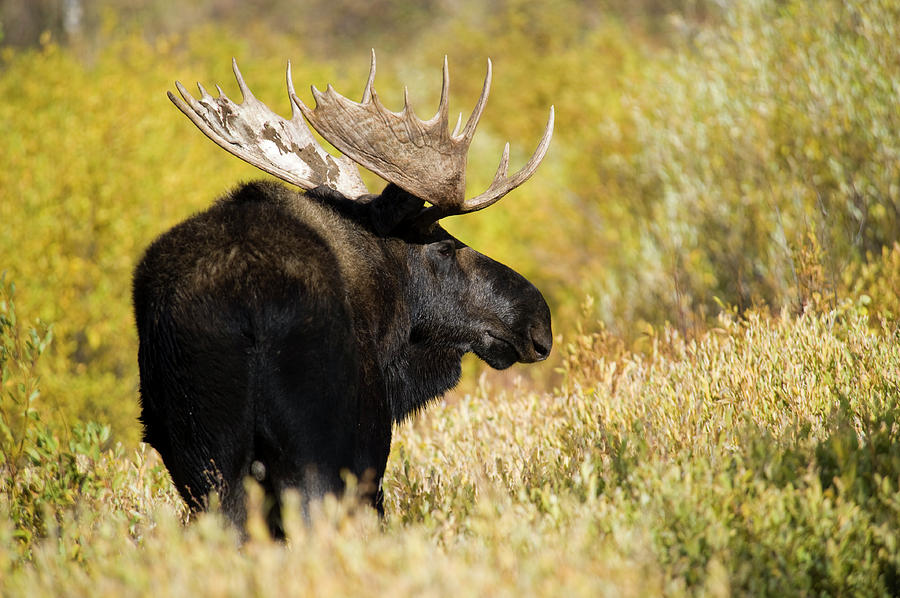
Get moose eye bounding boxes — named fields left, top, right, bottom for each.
left=435, top=240, right=455, bottom=258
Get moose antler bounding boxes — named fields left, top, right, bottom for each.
left=295, top=51, right=554, bottom=216
left=168, top=59, right=369, bottom=198
left=169, top=51, right=554, bottom=218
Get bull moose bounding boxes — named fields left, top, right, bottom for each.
left=133, top=51, right=554, bottom=535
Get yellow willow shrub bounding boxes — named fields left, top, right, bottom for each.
left=844, top=242, right=900, bottom=322
left=620, top=0, right=900, bottom=324
left=1, top=36, right=234, bottom=442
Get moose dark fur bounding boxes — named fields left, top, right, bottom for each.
left=134, top=53, right=554, bottom=534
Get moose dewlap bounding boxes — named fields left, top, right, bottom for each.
left=133, top=51, right=553, bottom=536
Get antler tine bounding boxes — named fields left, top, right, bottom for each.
left=168, top=60, right=368, bottom=198
left=361, top=49, right=377, bottom=103
left=196, top=81, right=213, bottom=99
left=451, top=112, right=463, bottom=137
left=438, top=56, right=450, bottom=128
left=231, top=58, right=255, bottom=102
left=286, top=61, right=301, bottom=120
left=461, top=105, right=555, bottom=212
left=456, top=59, right=492, bottom=143
left=403, top=86, right=416, bottom=118
left=422, top=55, right=451, bottom=130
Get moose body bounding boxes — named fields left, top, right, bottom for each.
left=135, top=53, right=554, bottom=533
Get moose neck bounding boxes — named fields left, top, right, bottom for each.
left=381, top=244, right=465, bottom=423
left=383, top=335, right=463, bottom=423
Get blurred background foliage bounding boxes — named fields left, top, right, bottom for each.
left=0, top=0, right=898, bottom=445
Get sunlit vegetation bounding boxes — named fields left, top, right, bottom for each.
left=1, top=0, right=899, bottom=594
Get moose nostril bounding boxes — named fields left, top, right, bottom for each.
left=529, top=326, right=552, bottom=360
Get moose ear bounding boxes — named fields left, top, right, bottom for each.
left=369, top=184, right=426, bottom=235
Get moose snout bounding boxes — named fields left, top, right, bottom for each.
left=527, top=323, right=552, bottom=362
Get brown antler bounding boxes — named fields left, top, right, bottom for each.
left=295, top=50, right=554, bottom=217
left=168, top=59, right=369, bottom=198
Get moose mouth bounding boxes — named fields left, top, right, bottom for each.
left=475, top=331, right=523, bottom=370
